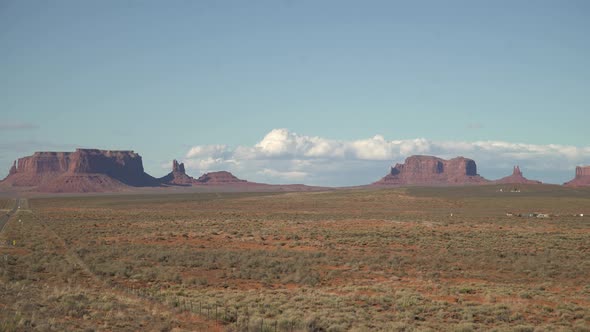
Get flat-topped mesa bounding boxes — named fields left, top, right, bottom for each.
left=495, top=165, right=542, bottom=184
left=17, top=152, right=71, bottom=175
left=6, top=151, right=73, bottom=186
left=65, top=149, right=157, bottom=187
left=196, top=171, right=248, bottom=185
left=564, top=166, right=590, bottom=187
left=159, top=160, right=196, bottom=186
left=373, top=155, right=489, bottom=186
left=576, top=166, right=590, bottom=177
left=1, top=148, right=159, bottom=191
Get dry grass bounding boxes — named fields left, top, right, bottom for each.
left=0, top=199, right=14, bottom=211
left=0, top=202, right=215, bottom=332
left=2, top=186, right=590, bottom=331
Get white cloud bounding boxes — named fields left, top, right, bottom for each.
left=184, top=157, right=238, bottom=172
left=186, top=145, right=230, bottom=159
left=255, top=129, right=297, bottom=157
left=182, top=129, right=590, bottom=186
left=258, top=168, right=308, bottom=181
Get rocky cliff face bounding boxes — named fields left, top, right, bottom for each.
left=173, top=160, right=185, bottom=174
left=195, top=171, right=247, bottom=185
left=495, top=166, right=542, bottom=184
left=3, top=152, right=72, bottom=186
left=17, top=151, right=71, bottom=174
left=373, top=155, right=489, bottom=185
left=564, top=166, right=590, bottom=187
left=1, top=149, right=159, bottom=191
left=67, top=149, right=158, bottom=186
left=158, top=160, right=196, bottom=186
left=8, top=161, right=17, bottom=176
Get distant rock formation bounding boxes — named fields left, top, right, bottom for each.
left=39, top=174, right=128, bottom=193
left=195, top=171, right=248, bottom=185
left=1, top=150, right=331, bottom=193
left=373, top=155, right=489, bottom=186
left=495, top=166, right=542, bottom=184
left=1, top=149, right=159, bottom=192
left=173, top=159, right=185, bottom=173
left=4, top=151, right=71, bottom=186
left=159, top=160, right=196, bottom=186
left=564, top=166, right=590, bottom=187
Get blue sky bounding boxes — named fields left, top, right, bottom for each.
left=1, top=1, right=589, bottom=185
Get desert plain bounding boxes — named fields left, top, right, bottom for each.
left=1, top=185, right=589, bottom=331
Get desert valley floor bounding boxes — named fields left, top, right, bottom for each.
left=1, top=185, right=589, bottom=331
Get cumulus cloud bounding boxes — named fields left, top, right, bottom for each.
left=258, top=168, right=308, bottom=181
left=255, top=129, right=297, bottom=156
left=186, top=144, right=231, bottom=159
left=182, top=128, right=590, bottom=186
left=184, top=157, right=238, bottom=171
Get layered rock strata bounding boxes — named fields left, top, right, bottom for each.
left=564, top=166, right=590, bottom=187
left=158, top=160, right=196, bottom=186
left=374, top=155, right=489, bottom=185
left=2, top=149, right=159, bottom=192
left=195, top=171, right=248, bottom=185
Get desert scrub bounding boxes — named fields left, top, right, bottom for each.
left=20, top=188, right=590, bottom=331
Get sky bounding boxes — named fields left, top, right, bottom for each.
left=1, top=0, right=589, bottom=186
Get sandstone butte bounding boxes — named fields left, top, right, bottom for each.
left=195, top=170, right=248, bottom=185
left=158, top=160, right=249, bottom=186
left=564, top=166, right=590, bottom=187
left=3, top=150, right=589, bottom=192
left=158, top=160, right=196, bottom=186
left=494, top=166, right=542, bottom=185
left=1, top=150, right=266, bottom=192
left=1, top=149, right=159, bottom=192
left=373, top=155, right=489, bottom=186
